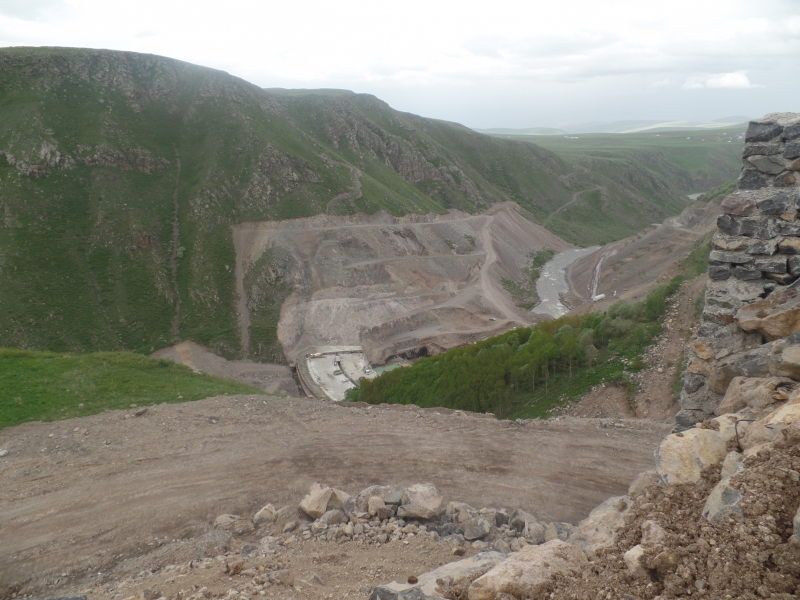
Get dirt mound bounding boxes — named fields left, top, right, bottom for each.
left=232, top=202, right=571, bottom=364
left=549, top=437, right=800, bottom=599
left=151, top=341, right=299, bottom=395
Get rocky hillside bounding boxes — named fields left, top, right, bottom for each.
left=0, top=47, right=737, bottom=358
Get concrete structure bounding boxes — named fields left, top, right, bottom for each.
left=295, top=346, right=378, bottom=401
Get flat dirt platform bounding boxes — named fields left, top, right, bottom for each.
left=0, top=396, right=670, bottom=593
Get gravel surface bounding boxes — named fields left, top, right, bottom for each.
left=0, top=395, right=670, bottom=596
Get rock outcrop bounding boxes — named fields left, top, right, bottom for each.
left=678, top=112, right=800, bottom=428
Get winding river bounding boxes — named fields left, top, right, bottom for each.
left=532, top=246, right=600, bottom=318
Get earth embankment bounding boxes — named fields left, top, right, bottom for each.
left=233, top=202, right=571, bottom=364
left=0, top=395, right=670, bottom=590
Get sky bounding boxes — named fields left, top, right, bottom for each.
left=1, top=0, right=798, bottom=129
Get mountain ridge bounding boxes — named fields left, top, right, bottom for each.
left=0, top=47, right=739, bottom=359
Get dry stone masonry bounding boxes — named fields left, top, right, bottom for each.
left=677, top=112, right=800, bottom=429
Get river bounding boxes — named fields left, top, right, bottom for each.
left=532, top=246, right=600, bottom=319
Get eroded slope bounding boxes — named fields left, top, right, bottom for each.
left=233, top=203, right=570, bottom=363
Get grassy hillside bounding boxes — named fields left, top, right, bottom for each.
left=490, top=130, right=742, bottom=243
left=0, top=348, right=262, bottom=429
left=0, top=47, right=740, bottom=360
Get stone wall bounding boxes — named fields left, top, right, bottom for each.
left=676, top=112, right=800, bottom=429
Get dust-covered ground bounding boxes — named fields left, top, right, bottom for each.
left=0, top=395, right=670, bottom=597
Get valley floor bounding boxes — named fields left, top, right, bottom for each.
left=0, top=395, right=669, bottom=597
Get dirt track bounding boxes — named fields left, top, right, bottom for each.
left=232, top=202, right=571, bottom=364
left=0, top=395, right=669, bottom=593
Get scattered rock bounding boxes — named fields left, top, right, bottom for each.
left=702, top=477, right=744, bottom=522
left=298, top=482, right=349, bottom=519
left=568, top=496, right=629, bottom=555
left=463, top=517, right=492, bottom=541
left=318, top=508, right=348, bottom=526
left=467, top=540, right=588, bottom=600
left=253, top=503, right=276, bottom=525
left=623, top=544, right=648, bottom=579
left=369, top=551, right=506, bottom=600
left=655, top=423, right=734, bottom=484
left=299, top=483, right=334, bottom=519
left=397, top=483, right=443, bottom=520
left=641, top=520, right=668, bottom=546
left=544, top=522, right=575, bottom=542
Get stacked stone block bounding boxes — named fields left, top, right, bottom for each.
left=676, top=113, right=800, bottom=429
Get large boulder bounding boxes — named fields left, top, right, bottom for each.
left=736, top=286, right=800, bottom=340
left=467, top=540, right=588, bottom=600
left=703, top=477, right=744, bottom=522
left=341, top=485, right=397, bottom=519
left=715, top=376, right=795, bottom=415
left=369, top=551, right=506, bottom=600
left=628, top=470, right=661, bottom=497
left=761, top=395, right=800, bottom=427
left=299, top=483, right=350, bottom=519
left=793, top=505, right=800, bottom=546
left=463, top=516, right=493, bottom=541
left=568, top=496, right=630, bottom=555
left=396, top=483, right=443, bottom=520
left=707, top=344, right=773, bottom=395
left=507, top=508, right=545, bottom=543
left=655, top=418, right=738, bottom=484
left=769, top=335, right=800, bottom=379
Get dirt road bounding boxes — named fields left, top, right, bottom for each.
left=232, top=202, right=571, bottom=364
left=0, top=395, right=669, bottom=593
left=568, top=275, right=708, bottom=420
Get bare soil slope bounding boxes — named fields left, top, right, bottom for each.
left=0, top=395, right=669, bottom=594
left=151, top=341, right=299, bottom=395
left=566, top=200, right=719, bottom=311
left=233, top=202, right=571, bottom=363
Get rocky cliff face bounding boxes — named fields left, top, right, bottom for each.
left=677, top=112, right=800, bottom=428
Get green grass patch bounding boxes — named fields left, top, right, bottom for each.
left=698, top=178, right=737, bottom=204
left=352, top=275, right=685, bottom=418
left=0, top=349, right=264, bottom=429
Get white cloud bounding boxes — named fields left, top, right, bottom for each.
left=683, top=71, right=761, bottom=90
left=0, top=0, right=797, bottom=126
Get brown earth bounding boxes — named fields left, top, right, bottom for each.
left=549, top=437, right=800, bottom=600
left=232, top=202, right=571, bottom=364
left=566, top=200, right=719, bottom=312
left=0, top=395, right=670, bottom=598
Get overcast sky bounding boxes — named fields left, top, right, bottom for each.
left=1, top=0, right=798, bottom=129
